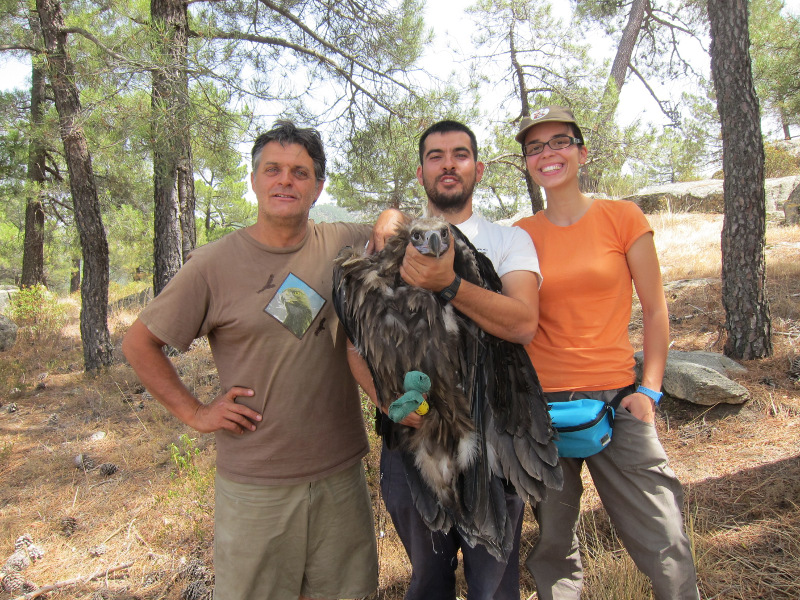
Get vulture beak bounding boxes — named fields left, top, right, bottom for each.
left=421, top=229, right=449, bottom=258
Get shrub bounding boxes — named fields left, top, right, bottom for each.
left=764, top=143, right=800, bottom=178
left=5, top=284, right=67, bottom=344
left=169, top=433, right=200, bottom=478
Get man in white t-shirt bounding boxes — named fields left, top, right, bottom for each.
left=349, top=121, right=541, bottom=600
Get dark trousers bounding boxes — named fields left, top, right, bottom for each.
left=380, top=442, right=524, bottom=600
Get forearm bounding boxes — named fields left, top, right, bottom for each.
left=401, top=243, right=538, bottom=344
left=449, top=279, right=538, bottom=344
left=346, top=340, right=422, bottom=428
left=628, top=233, right=669, bottom=392
left=122, top=320, right=203, bottom=427
left=639, top=302, right=670, bottom=391
left=346, top=341, right=380, bottom=408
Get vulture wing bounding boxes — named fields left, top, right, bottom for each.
left=449, top=226, right=563, bottom=505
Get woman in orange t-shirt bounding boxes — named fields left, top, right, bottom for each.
left=513, top=106, right=699, bottom=600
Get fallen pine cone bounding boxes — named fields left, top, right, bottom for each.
left=182, top=580, right=212, bottom=600
left=74, top=454, right=95, bottom=471
left=1, top=572, right=37, bottom=594
left=99, top=463, right=119, bottom=476
left=4, top=549, right=30, bottom=573
left=61, top=516, right=78, bottom=537
left=1, top=571, right=24, bottom=593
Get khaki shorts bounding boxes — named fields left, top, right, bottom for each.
left=213, top=461, right=378, bottom=600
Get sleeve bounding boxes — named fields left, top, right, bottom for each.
left=324, top=221, right=371, bottom=251
left=617, top=201, right=654, bottom=252
left=497, top=226, right=542, bottom=285
left=138, top=256, right=212, bottom=352
left=347, top=222, right=372, bottom=249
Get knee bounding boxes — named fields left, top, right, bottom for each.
left=529, top=511, right=580, bottom=560
left=529, top=531, right=576, bottom=562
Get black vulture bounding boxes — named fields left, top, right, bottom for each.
left=333, top=216, right=562, bottom=560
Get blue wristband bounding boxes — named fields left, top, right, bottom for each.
left=637, top=385, right=663, bottom=405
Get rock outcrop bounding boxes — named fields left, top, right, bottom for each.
left=784, top=182, right=800, bottom=225
left=0, top=315, right=17, bottom=352
left=498, top=177, right=800, bottom=224
left=0, top=286, right=18, bottom=311
left=635, top=350, right=749, bottom=406
left=622, top=176, right=800, bottom=215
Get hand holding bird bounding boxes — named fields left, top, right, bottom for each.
left=400, top=233, right=457, bottom=291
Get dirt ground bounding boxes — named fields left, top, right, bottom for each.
left=0, top=214, right=798, bottom=599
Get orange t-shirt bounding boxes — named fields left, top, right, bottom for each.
left=514, top=199, right=652, bottom=392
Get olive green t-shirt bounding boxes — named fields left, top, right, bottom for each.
left=140, top=222, right=370, bottom=485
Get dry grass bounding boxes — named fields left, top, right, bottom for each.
left=651, top=212, right=724, bottom=282
left=1, top=214, right=799, bottom=599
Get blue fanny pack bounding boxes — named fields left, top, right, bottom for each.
left=547, top=388, right=630, bottom=458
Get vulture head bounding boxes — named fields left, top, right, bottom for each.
left=408, top=218, right=451, bottom=257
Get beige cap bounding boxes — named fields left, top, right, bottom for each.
left=515, top=106, right=584, bottom=144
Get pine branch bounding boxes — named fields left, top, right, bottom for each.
left=61, top=27, right=151, bottom=70
left=206, top=30, right=401, bottom=113
left=628, top=63, right=680, bottom=125
left=257, top=0, right=412, bottom=92
left=0, top=44, right=40, bottom=52
left=11, top=562, right=134, bottom=600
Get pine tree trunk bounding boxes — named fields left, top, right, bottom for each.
left=36, top=0, right=112, bottom=370
left=708, top=0, right=773, bottom=359
left=607, top=0, right=646, bottom=95
left=152, top=143, right=183, bottom=296
left=151, top=0, right=195, bottom=295
left=21, top=17, right=47, bottom=288
left=780, top=110, right=792, bottom=140
left=586, top=0, right=647, bottom=191
left=510, top=23, right=543, bottom=214
left=178, top=151, right=196, bottom=260
left=524, top=172, right=543, bottom=214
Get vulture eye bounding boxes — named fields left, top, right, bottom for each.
left=411, top=232, right=422, bottom=242
left=441, top=229, right=450, bottom=240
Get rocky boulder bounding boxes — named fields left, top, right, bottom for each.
left=784, top=182, right=800, bottom=225
left=0, top=286, right=19, bottom=311
left=769, top=176, right=800, bottom=213
left=625, top=180, right=724, bottom=213
left=0, top=314, right=18, bottom=352
left=622, top=176, right=800, bottom=215
left=663, top=350, right=747, bottom=375
left=635, top=350, right=749, bottom=406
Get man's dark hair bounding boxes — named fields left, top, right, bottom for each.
left=251, top=120, right=326, bottom=181
left=418, top=120, right=479, bottom=164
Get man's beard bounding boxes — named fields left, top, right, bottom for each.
left=423, top=173, right=476, bottom=213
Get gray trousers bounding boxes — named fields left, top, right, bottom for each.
left=527, top=389, right=700, bottom=600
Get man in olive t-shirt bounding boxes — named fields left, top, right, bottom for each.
left=123, top=121, right=398, bottom=600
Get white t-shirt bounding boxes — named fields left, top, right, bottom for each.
left=455, top=213, right=542, bottom=284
